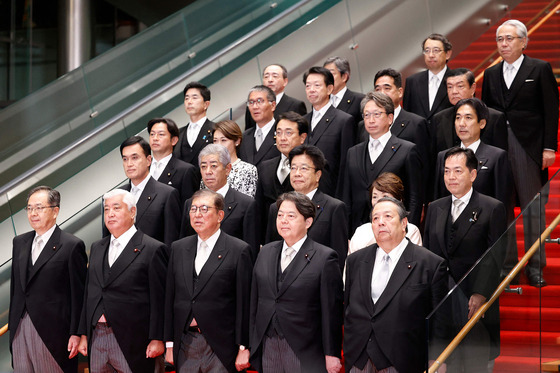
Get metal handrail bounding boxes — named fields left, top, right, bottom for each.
left=0, top=0, right=311, bottom=197
left=474, top=0, right=560, bottom=84
left=427, top=211, right=560, bottom=373
left=0, top=323, right=6, bottom=337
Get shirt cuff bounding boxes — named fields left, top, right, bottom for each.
left=166, top=342, right=173, bottom=348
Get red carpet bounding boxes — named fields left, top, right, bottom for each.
left=451, top=0, right=560, bottom=371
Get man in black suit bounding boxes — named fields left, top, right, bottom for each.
left=424, top=147, right=507, bottom=372
left=265, top=145, right=348, bottom=271
left=255, top=111, right=308, bottom=243
left=403, top=33, right=453, bottom=121
left=165, top=190, right=253, bottom=372
left=343, top=92, right=423, bottom=233
left=250, top=192, right=343, bottom=373
left=180, top=144, right=259, bottom=261
left=78, top=189, right=168, bottom=373
left=323, top=56, right=365, bottom=130
left=482, top=19, right=559, bottom=287
left=433, top=68, right=508, bottom=153
left=344, top=197, right=448, bottom=373
left=110, top=136, right=181, bottom=247
left=245, top=64, right=307, bottom=129
left=303, top=66, right=355, bottom=197
left=173, top=81, right=215, bottom=168
left=239, top=85, right=281, bottom=167
left=10, top=186, right=87, bottom=373
left=148, top=118, right=200, bottom=206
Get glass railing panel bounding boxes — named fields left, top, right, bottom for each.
left=0, top=258, right=11, bottom=372
left=425, top=167, right=560, bottom=373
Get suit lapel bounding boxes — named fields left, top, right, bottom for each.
left=506, top=56, right=534, bottom=106
left=374, top=243, right=416, bottom=316
left=475, top=144, right=489, bottom=173
left=336, top=89, right=353, bottom=112
left=18, top=233, right=34, bottom=289
left=308, top=106, right=336, bottom=145
left=278, top=238, right=317, bottom=297
left=451, top=193, right=481, bottom=253
left=181, top=237, right=197, bottom=295
left=436, top=199, right=451, bottom=258
left=254, top=126, right=276, bottom=165
left=93, top=236, right=111, bottom=286
left=135, top=178, right=157, bottom=223
left=244, top=129, right=257, bottom=163
left=193, top=232, right=229, bottom=298
left=159, top=157, right=178, bottom=186
left=359, top=246, right=377, bottom=316
left=268, top=242, right=282, bottom=294
left=311, top=190, right=327, bottom=223
left=191, top=120, right=214, bottom=156
left=27, top=226, right=63, bottom=283
left=419, top=71, right=430, bottom=117
left=390, top=112, right=407, bottom=137
left=430, top=73, right=449, bottom=116
left=371, top=135, right=401, bottom=177
left=223, top=189, right=237, bottom=224
left=105, top=231, right=145, bottom=287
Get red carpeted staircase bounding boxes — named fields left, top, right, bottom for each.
left=451, top=0, right=560, bottom=371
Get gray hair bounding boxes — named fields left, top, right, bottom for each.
left=361, top=91, right=395, bottom=116
left=247, top=85, right=276, bottom=103
left=198, top=144, right=231, bottom=167
left=103, top=189, right=136, bottom=221
left=323, top=56, right=351, bottom=78
left=497, top=20, right=528, bottom=43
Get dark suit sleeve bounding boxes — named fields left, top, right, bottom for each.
left=294, top=100, right=308, bottom=116
left=404, top=144, right=423, bottom=225
left=180, top=199, right=195, bottom=239
left=540, top=62, right=559, bottom=150
left=329, top=202, right=349, bottom=270
left=402, top=76, right=413, bottom=112
left=69, top=239, right=88, bottom=335
left=493, top=151, right=514, bottom=211
left=149, top=242, right=169, bottom=340
left=163, top=243, right=177, bottom=343
left=163, top=189, right=181, bottom=246
left=235, top=244, right=254, bottom=346
left=77, top=266, right=91, bottom=336
left=429, top=257, right=451, bottom=357
left=320, top=250, right=344, bottom=357
left=336, top=116, right=356, bottom=198
left=243, top=199, right=260, bottom=262
left=180, top=164, right=200, bottom=204
left=489, top=111, right=508, bottom=152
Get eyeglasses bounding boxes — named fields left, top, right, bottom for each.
left=496, top=35, right=523, bottom=43
left=189, top=205, right=217, bottom=214
left=423, top=48, right=444, bottom=55
left=363, top=111, right=386, bottom=119
left=25, top=206, right=56, bottom=213
left=247, top=98, right=269, bottom=107
left=290, top=165, right=316, bottom=173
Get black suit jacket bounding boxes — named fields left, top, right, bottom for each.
left=111, top=177, right=181, bottom=247
left=403, top=68, right=453, bottom=120
left=342, top=136, right=423, bottom=232
left=250, top=238, right=343, bottom=373
left=10, top=226, right=87, bottom=373
left=335, top=88, right=365, bottom=133
left=265, top=190, right=348, bottom=271
left=180, top=187, right=259, bottom=261
left=343, top=242, right=448, bottom=373
left=255, top=156, right=293, bottom=243
left=164, top=232, right=252, bottom=372
left=304, top=106, right=355, bottom=197
left=173, top=119, right=215, bottom=167
left=433, top=106, right=508, bottom=154
left=434, top=142, right=513, bottom=212
left=239, top=125, right=280, bottom=167
left=482, top=55, right=559, bottom=166
left=424, top=190, right=507, bottom=359
left=79, top=231, right=168, bottom=373
left=245, top=94, right=307, bottom=129
left=156, top=156, right=200, bottom=207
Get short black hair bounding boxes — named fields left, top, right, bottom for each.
left=147, top=118, right=180, bottom=139
left=422, top=33, right=453, bottom=52
left=27, top=186, right=61, bottom=208
left=276, top=191, right=317, bottom=221
left=374, top=68, right=402, bottom=89
left=120, top=136, right=151, bottom=157
left=444, top=147, right=478, bottom=171
left=183, top=81, right=211, bottom=102
left=303, top=66, right=334, bottom=87
left=454, top=98, right=489, bottom=123
left=289, top=145, right=326, bottom=172
left=446, top=68, right=475, bottom=87
left=278, top=111, right=309, bottom=135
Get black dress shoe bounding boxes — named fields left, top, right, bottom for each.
left=528, top=275, right=547, bottom=288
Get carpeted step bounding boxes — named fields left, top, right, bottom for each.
left=494, top=355, right=549, bottom=373
left=500, top=285, right=560, bottom=308
left=500, top=306, right=560, bottom=332
left=500, top=330, right=560, bottom=357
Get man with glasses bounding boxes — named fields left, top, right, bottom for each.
left=265, top=145, right=349, bottom=271
left=244, top=64, right=307, bottom=130
left=255, top=111, right=308, bottom=243
left=239, top=85, right=281, bottom=167
left=403, top=33, right=453, bottom=121
left=180, top=144, right=259, bottom=261
left=482, top=19, right=559, bottom=287
left=174, top=82, right=215, bottom=169
left=165, top=189, right=253, bottom=373
left=10, top=186, right=87, bottom=373
left=303, top=66, right=355, bottom=197
left=343, top=92, right=422, bottom=233
left=250, top=192, right=343, bottom=373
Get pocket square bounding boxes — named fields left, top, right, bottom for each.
left=525, top=79, right=534, bottom=82
left=481, top=166, right=489, bottom=170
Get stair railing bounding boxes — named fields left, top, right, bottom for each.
left=473, top=0, right=560, bottom=84
left=426, top=211, right=560, bottom=373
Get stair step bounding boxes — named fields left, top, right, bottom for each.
left=500, top=306, right=560, bottom=332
